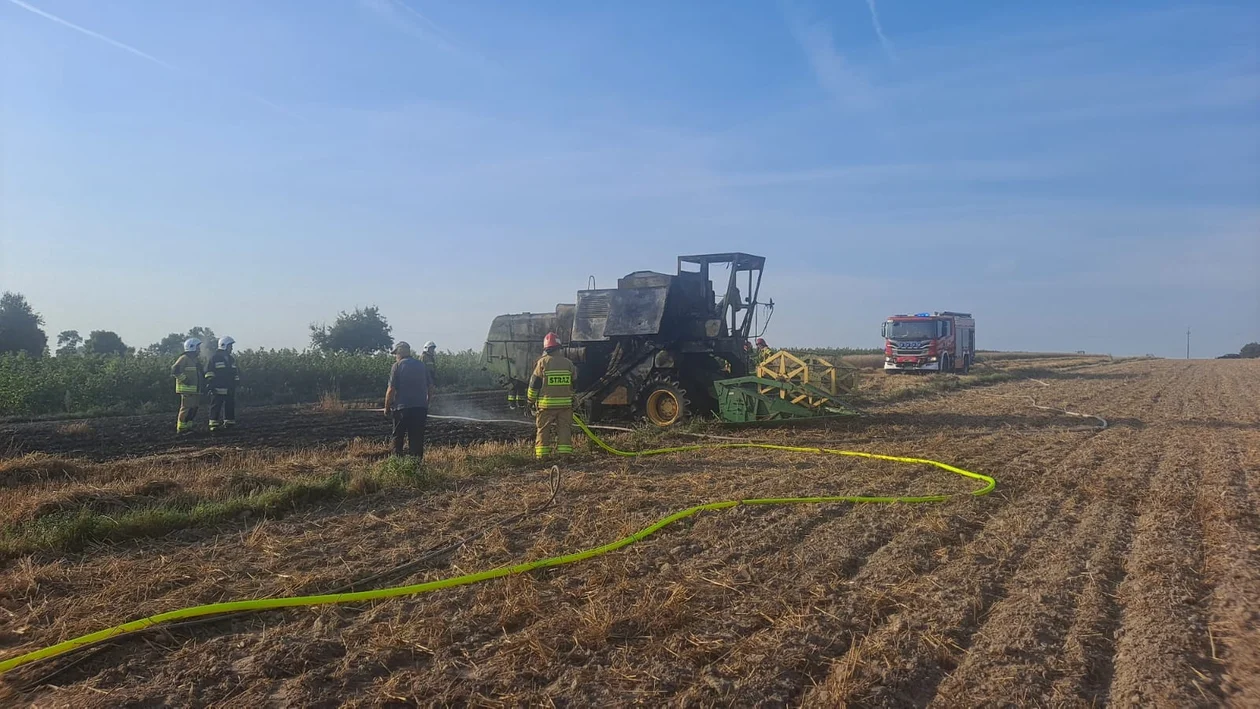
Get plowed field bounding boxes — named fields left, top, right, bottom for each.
left=1, top=358, right=1257, bottom=706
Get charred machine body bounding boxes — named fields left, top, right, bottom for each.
left=483, top=254, right=769, bottom=425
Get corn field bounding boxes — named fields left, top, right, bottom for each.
left=0, top=349, right=497, bottom=418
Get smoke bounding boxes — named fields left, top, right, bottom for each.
left=429, top=391, right=527, bottom=422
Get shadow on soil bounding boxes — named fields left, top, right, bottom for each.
left=731, top=412, right=1129, bottom=436
left=1022, top=370, right=1144, bottom=381
left=862, top=412, right=1134, bottom=432
left=1172, top=418, right=1260, bottom=431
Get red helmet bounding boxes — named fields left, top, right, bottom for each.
left=543, top=332, right=561, bottom=350
left=755, top=337, right=767, bottom=347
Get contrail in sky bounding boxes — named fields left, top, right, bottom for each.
left=6, top=0, right=177, bottom=69
left=864, top=0, right=896, bottom=60
left=5, top=0, right=295, bottom=117
left=393, top=0, right=456, bottom=44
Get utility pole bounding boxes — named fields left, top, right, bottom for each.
left=1186, top=327, right=1191, bottom=359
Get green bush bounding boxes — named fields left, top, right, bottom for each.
left=0, top=349, right=498, bottom=417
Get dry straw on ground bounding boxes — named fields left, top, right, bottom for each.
left=0, top=356, right=1257, bottom=706
left=53, top=422, right=93, bottom=438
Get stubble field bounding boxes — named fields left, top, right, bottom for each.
left=1, top=357, right=1256, bottom=706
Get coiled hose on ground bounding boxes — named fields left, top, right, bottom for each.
left=0, top=417, right=995, bottom=677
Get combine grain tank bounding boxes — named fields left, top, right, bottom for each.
left=483, top=254, right=770, bottom=425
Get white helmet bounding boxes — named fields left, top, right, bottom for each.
left=183, top=337, right=202, bottom=353
left=423, top=341, right=436, bottom=351
left=218, top=336, right=235, bottom=350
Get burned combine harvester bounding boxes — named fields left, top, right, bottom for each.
left=483, top=254, right=770, bottom=426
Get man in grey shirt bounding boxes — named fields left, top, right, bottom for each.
left=384, top=341, right=430, bottom=459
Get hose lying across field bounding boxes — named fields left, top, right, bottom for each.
left=0, top=418, right=996, bottom=678
left=8, top=467, right=566, bottom=692
left=968, top=379, right=1109, bottom=433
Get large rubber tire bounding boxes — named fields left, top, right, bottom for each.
left=640, top=375, right=690, bottom=427
left=959, top=355, right=971, bottom=375
left=938, top=354, right=952, bottom=374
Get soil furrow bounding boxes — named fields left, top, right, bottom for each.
left=933, top=431, right=1158, bottom=705
left=454, top=436, right=1025, bottom=704
left=1110, top=426, right=1223, bottom=706
left=1045, top=489, right=1139, bottom=705
left=798, top=431, right=1112, bottom=706
left=663, top=439, right=1038, bottom=703
left=1197, top=429, right=1260, bottom=705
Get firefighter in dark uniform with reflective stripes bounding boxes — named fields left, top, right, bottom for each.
left=420, top=341, right=438, bottom=389
left=527, top=332, right=576, bottom=458
left=171, top=338, right=204, bottom=434
left=206, top=336, right=240, bottom=432
left=507, top=384, right=527, bottom=410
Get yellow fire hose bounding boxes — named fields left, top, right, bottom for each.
left=0, top=417, right=994, bottom=677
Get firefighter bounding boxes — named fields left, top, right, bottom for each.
left=507, top=383, right=527, bottom=410
left=527, top=332, right=575, bottom=458
left=420, top=341, right=438, bottom=390
left=171, top=338, right=204, bottom=434
left=206, top=336, right=240, bottom=432
left=755, top=337, right=772, bottom=363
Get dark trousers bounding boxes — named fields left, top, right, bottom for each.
left=209, top=391, right=236, bottom=428
left=392, top=407, right=428, bottom=458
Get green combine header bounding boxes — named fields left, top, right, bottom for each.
left=713, top=351, right=861, bottom=423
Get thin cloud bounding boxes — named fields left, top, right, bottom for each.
left=5, top=0, right=295, bottom=117
left=865, top=0, right=896, bottom=60
left=359, top=0, right=460, bottom=54
left=787, top=13, right=878, bottom=111
left=392, top=0, right=452, bottom=40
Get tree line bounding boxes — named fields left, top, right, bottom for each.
left=0, top=293, right=495, bottom=417
left=6, top=290, right=1259, bottom=360
left=0, top=292, right=402, bottom=357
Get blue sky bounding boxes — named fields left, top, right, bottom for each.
left=1, top=0, right=1256, bottom=357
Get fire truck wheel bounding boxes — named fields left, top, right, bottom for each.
left=959, top=355, right=971, bottom=374
left=938, top=354, right=952, bottom=374
left=641, top=375, right=690, bottom=427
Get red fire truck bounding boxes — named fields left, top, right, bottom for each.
left=882, top=311, right=976, bottom=374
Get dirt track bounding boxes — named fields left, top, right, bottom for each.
left=1, top=359, right=1258, bottom=706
